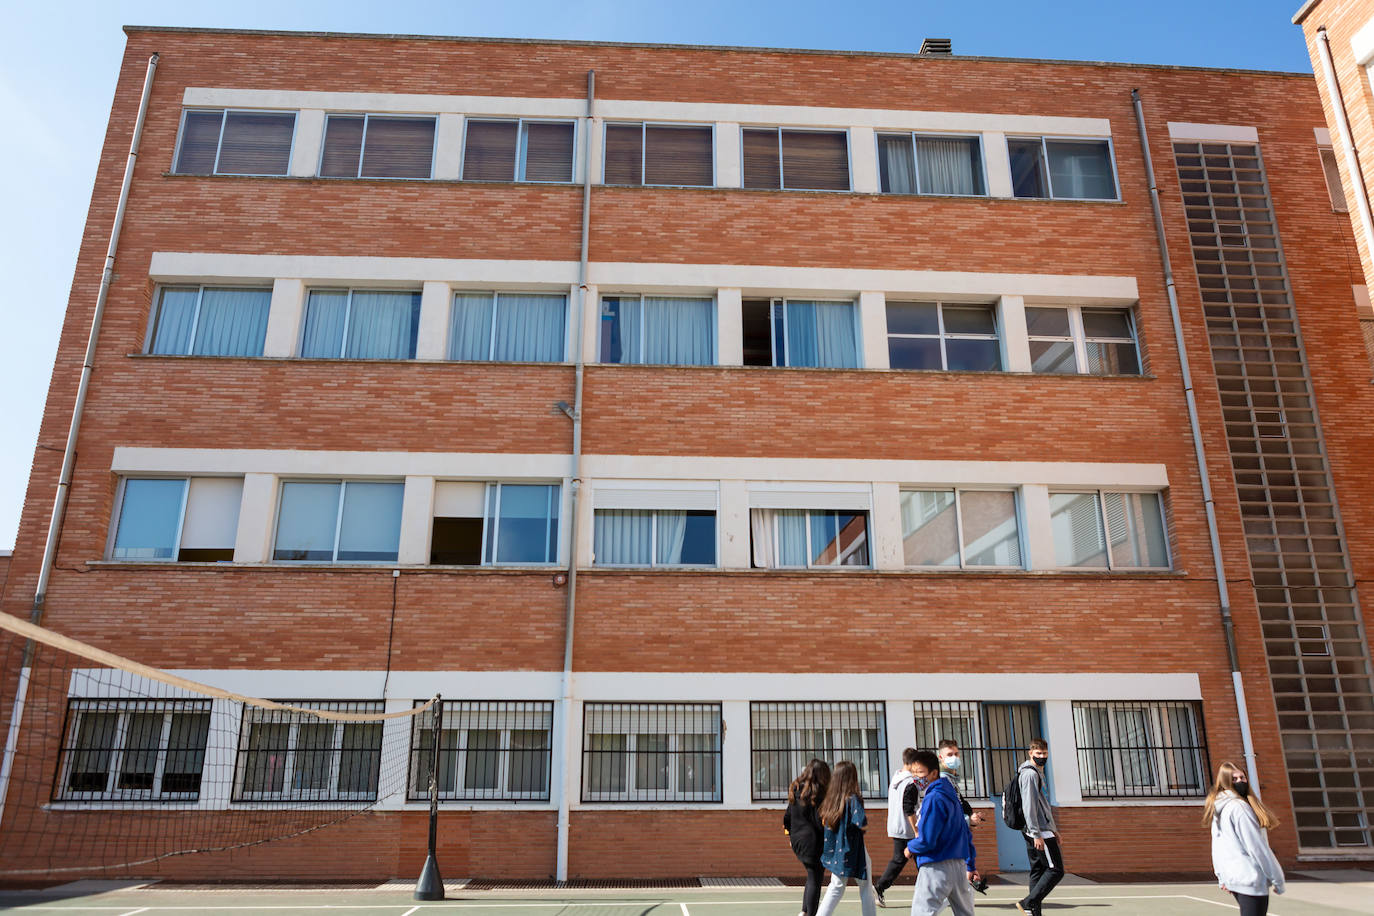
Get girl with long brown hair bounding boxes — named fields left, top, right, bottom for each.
left=1203, top=761, right=1284, bottom=916
left=814, top=760, right=877, bottom=916
left=783, top=758, right=830, bottom=916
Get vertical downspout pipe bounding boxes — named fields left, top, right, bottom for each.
left=1317, top=28, right=1374, bottom=269
left=555, top=68, right=594, bottom=884
left=1131, top=89, right=1259, bottom=782
left=0, top=52, right=161, bottom=829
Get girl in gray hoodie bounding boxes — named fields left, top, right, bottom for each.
left=1203, top=761, right=1285, bottom=916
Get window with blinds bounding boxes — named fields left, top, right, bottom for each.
left=742, top=128, right=850, bottom=191
left=318, top=114, right=436, bottom=179
left=174, top=109, right=296, bottom=176
left=463, top=119, right=575, bottom=183
left=603, top=123, right=714, bottom=187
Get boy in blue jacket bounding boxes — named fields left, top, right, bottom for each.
left=903, top=750, right=977, bottom=916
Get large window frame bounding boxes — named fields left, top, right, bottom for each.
left=408, top=700, right=554, bottom=802
left=581, top=702, right=723, bottom=803
left=742, top=298, right=862, bottom=368
left=899, top=488, right=1024, bottom=570
left=750, top=701, right=888, bottom=801
left=447, top=291, right=569, bottom=363
left=592, top=508, right=719, bottom=568
left=885, top=300, right=1002, bottom=372
left=232, top=701, right=384, bottom=803
left=742, top=127, right=853, bottom=192
left=1025, top=305, right=1142, bottom=376
left=108, top=476, right=242, bottom=563
left=429, top=481, right=563, bottom=567
left=602, top=121, right=716, bottom=188
left=146, top=285, right=273, bottom=357
left=1048, top=489, right=1172, bottom=570
left=461, top=117, right=578, bottom=183
left=54, top=699, right=211, bottom=802
left=316, top=113, right=438, bottom=180
left=876, top=131, right=987, bottom=197
left=750, top=508, right=871, bottom=569
left=172, top=108, right=297, bottom=177
left=1072, top=700, right=1209, bottom=799
left=298, top=288, right=423, bottom=360
left=1008, top=136, right=1120, bottom=201
left=597, top=294, right=717, bottom=366
left=271, top=479, right=405, bottom=564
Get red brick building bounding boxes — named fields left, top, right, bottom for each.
left=0, top=26, right=1371, bottom=880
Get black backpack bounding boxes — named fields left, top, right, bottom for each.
left=1001, top=771, right=1027, bottom=831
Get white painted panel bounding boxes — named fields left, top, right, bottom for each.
left=416, top=281, right=451, bottom=360
left=434, top=481, right=485, bottom=517
left=397, top=476, right=435, bottom=565
left=983, top=130, right=1013, bottom=198
left=1021, top=484, right=1056, bottom=571
left=1314, top=126, right=1333, bottom=147
left=749, top=485, right=872, bottom=510
left=718, top=479, right=751, bottom=569
left=715, top=122, right=742, bottom=188
left=290, top=110, right=325, bottom=178
left=1355, top=284, right=1372, bottom=319
left=232, top=472, right=277, bottom=563
left=871, top=482, right=903, bottom=571
left=999, top=294, right=1031, bottom=373
left=859, top=291, right=889, bottom=370
left=1166, top=122, right=1259, bottom=143
left=850, top=126, right=879, bottom=193
left=1352, top=15, right=1374, bottom=66
left=1044, top=700, right=1082, bottom=804
left=716, top=287, right=743, bottom=365
left=593, top=485, right=719, bottom=510
left=433, top=112, right=464, bottom=180
left=181, top=478, right=243, bottom=549
left=263, top=278, right=305, bottom=358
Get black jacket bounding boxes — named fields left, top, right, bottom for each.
left=783, top=801, right=824, bottom=863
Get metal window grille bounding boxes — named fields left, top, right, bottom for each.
left=408, top=701, right=553, bottom=802
left=54, top=699, right=211, bottom=802
left=750, top=701, right=888, bottom=801
left=1174, top=140, right=1374, bottom=849
left=581, top=702, right=722, bottom=803
left=232, top=701, right=383, bottom=803
left=1072, top=701, right=1209, bottom=799
left=913, top=701, right=1039, bottom=799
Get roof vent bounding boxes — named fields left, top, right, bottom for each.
left=920, top=38, right=952, bottom=56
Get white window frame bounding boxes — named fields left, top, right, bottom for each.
left=297, top=287, right=422, bottom=359
left=173, top=108, right=298, bottom=177
left=899, top=488, right=1025, bottom=570
left=749, top=702, right=889, bottom=800
left=742, top=126, right=853, bottom=192
left=601, top=121, right=717, bottom=188
left=885, top=300, right=1001, bottom=371
left=875, top=131, right=988, bottom=197
left=1072, top=701, right=1206, bottom=798
left=145, top=284, right=273, bottom=355
left=56, top=700, right=210, bottom=801
left=591, top=507, right=720, bottom=568
left=459, top=117, right=578, bottom=183
left=108, top=477, right=188, bottom=563
left=234, top=705, right=383, bottom=802
left=581, top=703, right=723, bottom=803
left=271, top=479, right=404, bottom=564
left=315, top=112, right=438, bottom=180
left=1049, top=489, right=1172, bottom=571
left=409, top=701, right=554, bottom=802
left=1027, top=305, right=1140, bottom=375
left=597, top=293, right=718, bottom=365
left=757, top=507, right=872, bottom=569
left=447, top=291, right=569, bottom=363
left=482, top=481, right=562, bottom=567
left=1007, top=135, right=1120, bottom=201
left=766, top=298, right=861, bottom=367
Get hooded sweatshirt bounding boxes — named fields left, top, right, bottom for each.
left=1211, top=791, right=1285, bottom=897
left=886, top=768, right=916, bottom=838
left=1018, top=759, right=1056, bottom=838
left=905, top=776, right=976, bottom=871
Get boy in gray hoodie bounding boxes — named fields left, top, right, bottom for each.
left=1016, top=739, right=1063, bottom=916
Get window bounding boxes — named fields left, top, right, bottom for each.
left=273, top=480, right=404, bottom=563
left=408, top=700, right=553, bottom=801
left=233, top=702, right=383, bottom=802
left=900, top=489, right=1022, bottom=569
left=173, top=109, right=296, bottom=176
left=741, top=299, right=859, bottom=368
left=463, top=119, right=575, bottom=183
left=1026, top=306, right=1141, bottom=375
left=1008, top=137, right=1118, bottom=200
left=751, top=701, right=887, bottom=800
left=1049, top=490, right=1170, bottom=569
left=599, top=295, right=714, bottom=365
left=111, top=477, right=242, bottom=563
left=148, top=287, right=272, bottom=357
left=913, top=701, right=1042, bottom=799
left=604, top=123, right=713, bottom=187
left=877, top=133, right=985, bottom=196
left=593, top=509, right=716, bottom=566
left=429, top=482, right=560, bottom=566
left=1319, top=147, right=1348, bottom=212
left=750, top=508, right=870, bottom=568
left=300, top=289, right=421, bottom=360
left=742, top=128, right=850, bottom=191
left=318, top=114, right=436, bottom=179
left=1073, top=701, right=1208, bottom=798
left=449, top=292, right=567, bottom=363
left=56, top=699, right=210, bottom=801
left=582, top=703, right=722, bottom=802
left=886, top=302, right=1001, bottom=371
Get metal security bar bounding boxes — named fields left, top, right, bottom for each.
left=750, top=701, right=888, bottom=801
left=581, top=702, right=722, bottom=803
left=54, top=699, right=211, bottom=801
left=1174, top=140, right=1374, bottom=848
left=913, top=701, right=987, bottom=797
left=1072, top=701, right=1209, bottom=799
left=233, top=701, right=383, bottom=803
left=407, top=700, right=553, bottom=802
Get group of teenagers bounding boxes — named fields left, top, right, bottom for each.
left=783, top=737, right=1288, bottom=916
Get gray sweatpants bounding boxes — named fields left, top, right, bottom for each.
left=909, top=858, right=974, bottom=916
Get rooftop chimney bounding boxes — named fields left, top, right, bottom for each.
left=920, top=38, right=953, bottom=56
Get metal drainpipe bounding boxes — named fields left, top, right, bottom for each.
left=0, top=52, right=161, bottom=829
left=1317, top=28, right=1374, bottom=271
left=1131, top=89, right=1259, bottom=782
left=555, top=68, right=594, bottom=884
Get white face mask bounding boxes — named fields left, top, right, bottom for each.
left=942, top=755, right=961, bottom=772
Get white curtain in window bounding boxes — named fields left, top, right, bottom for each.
left=878, top=135, right=916, bottom=193
left=300, top=291, right=349, bottom=358
left=616, top=297, right=643, bottom=363
left=916, top=137, right=979, bottom=195
left=643, top=297, right=712, bottom=365
left=594, top=509, right=652, bottom=565
left=750, top=509, right=775, bottom=568
left=344, top=291, right=417, bottom=359
left=449, top=293, right=496, bottom=360
left=193, top=288, right=271, bottom=357
left=777, top=509, right=809, bottom=566
left=655, top=510, right=688, bottom=564
left=493, top=294, right=566, bottom=362
left=150, top=289, right=200, bottom=355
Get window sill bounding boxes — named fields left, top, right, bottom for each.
left=128, top=353, right=576, bottom=368
left=85, top=560, right=561, bottom=574
left=162, top=173, right=582, bottom=190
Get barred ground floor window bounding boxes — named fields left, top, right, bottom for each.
left=56, top=699, right=211, bottom=801
left=409, top=701, right=554, bottom=802
left=913, top=700, right=1041, bottom=799
left=234, top=701, right=383, bottom=802
left=581, top=702, right=722, bottom=802
left=750, top=701, right=888, bottom=800
left=1072, top=701, right=1208, bottom=798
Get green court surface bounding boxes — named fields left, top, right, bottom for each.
left=2, top=876, right=1372, bottom=916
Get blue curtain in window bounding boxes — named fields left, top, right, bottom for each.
left=448, top=293, right=495, bottom=360
left=594, top=510, right=652, bottom=565
left=150, top=288, right=200, bottom=355
left=643, top=297, right=712, bottom=365
left=192, top=288, right=271, bottom=357
left=785, top=301, right=857, bottom=368
left=776, top=510, right=809, bottom=567
left=493, top=294, right=566, bottom=362
left=300, top=291, right=349, bottom=358
left=616, top=298, right=643, bottom=364
left=344, top=291, right=420, bottom=359
left=655, top=510, right=688, bottom=565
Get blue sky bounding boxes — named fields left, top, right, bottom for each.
left=0, top=0, right=1315, bottom=550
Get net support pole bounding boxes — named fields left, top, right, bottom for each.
left=414, top=694, right=443, bottom=900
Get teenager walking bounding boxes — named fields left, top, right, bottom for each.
left=904, top=750, right=977, bottom=916
left=1204, top=761, right=1285, bottom=916
left=874, top=748, right=920, bottom=907
left=1016, top=738, right=1063, bottom=916
left=784, top=759, right=831, bottom=916
left=815, top=760, right=878, bottom=916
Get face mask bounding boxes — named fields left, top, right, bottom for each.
left=942, top=755, right=961, bottom=772
left=1234, top=781, right=1250, bottom=798
left=1032, top=755, right=1048, bottom=767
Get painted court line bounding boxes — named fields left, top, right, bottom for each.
left=1183, top=894, right=1287, bottom=916
left=679, top=903, right=691, bottom=916
left=400, top=907, right=421, bottom=916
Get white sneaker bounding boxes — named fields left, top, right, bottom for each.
left=875, top=890, right=887, bottom=908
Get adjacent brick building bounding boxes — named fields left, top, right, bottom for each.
left=0, top=25, right=1371, bottom=880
